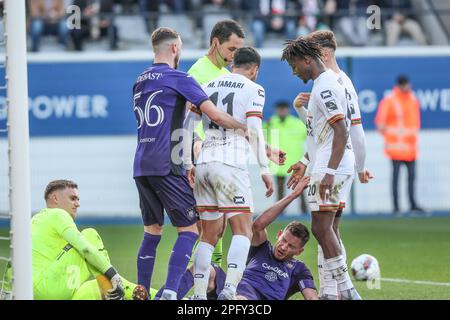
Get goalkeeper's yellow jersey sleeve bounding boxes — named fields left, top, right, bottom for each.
left=188, top=56, right=231, bottom=140
left=32, top=208, right=111, bottom=277
left=61, top=226, right=111, bottom=274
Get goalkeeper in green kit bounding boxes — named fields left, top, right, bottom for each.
left=6, top=179, right=150, bottom=300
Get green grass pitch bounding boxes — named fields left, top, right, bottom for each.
left=1, top=216, right=450, bottom=299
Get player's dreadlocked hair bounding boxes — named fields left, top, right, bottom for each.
left=281, top=37, right=323, bottom=63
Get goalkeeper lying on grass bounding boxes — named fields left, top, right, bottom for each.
left=5, top=179, right=147, bottom=300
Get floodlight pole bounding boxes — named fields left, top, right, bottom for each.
left=5, top=0, right=33, bottom=300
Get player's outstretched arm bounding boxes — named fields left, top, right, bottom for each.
left=182, top=108, right=201, bottom=170
left=247, top=116, right=273, bottom=197
left=252, top=176, right=310, bottom=246
left=292, top=92, right=310, bottom=124
left=350, top=123, right=366, bottom=172
left=61, top=227, right=124, bottom=299
left=320, top=119, right=348, bottom=201
left=199, top=100, right=247, bottom=132
left=183, top=109, right=201, bottom=187
left=350, top=122, right=374, bottom=183
left=287, top=154, right=309, bottom=189
left=265, top=144, right=287, bottom=166
left=302, top=288, right=319, bottom=300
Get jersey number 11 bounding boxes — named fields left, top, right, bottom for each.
left=208, top=92, right=235, bottom=130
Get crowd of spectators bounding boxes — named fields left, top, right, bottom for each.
left=24, top=0, right=429, bottom=52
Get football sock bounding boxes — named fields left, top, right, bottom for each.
left=164, top=231, right=198, bottom=296
left=96, top=274, right=112, bottom=298
left=72, top=279, right=102, bottom=300
left=212, top=237, right=223, bottom=266
left=191, top=237, right=223, bottom=266
left=325, top=255, right=360, bottom=299
left=222, top=235, right=250, bottom=296
left=176, top=267, right=195, bottom=299
left=193, top=241, right=215, bottom=300
left=318, top=245, right=338, bottom=298
left=160, top=289, right=177, bottom=300
left=155, top=268, right=194, bottom=300
left=137, top=232, right=161, bottom=293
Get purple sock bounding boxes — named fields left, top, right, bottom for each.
left=137, top=232, right=161, bottom=293
left=164, top=231, right=198, bottom=293
left=155, top=268, right=194, bottom=300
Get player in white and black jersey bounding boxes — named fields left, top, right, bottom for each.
left=183, top=47, right=274, bottom=300
left=282, top=37, right=361, bottom=300
left=288, top=31, right=373, bottom=300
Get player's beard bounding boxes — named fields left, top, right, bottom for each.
left=251, top=69, right=258, bottom=82
left=174, top=52, right=181, bottom=70
left=299, top=71, right=309, bottom=84
left=297, top=74, right=308, bottom=84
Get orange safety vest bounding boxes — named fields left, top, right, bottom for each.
left=375, top=87, right=421, bottom=161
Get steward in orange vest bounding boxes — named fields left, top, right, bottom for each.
left=375, top=80, right=420, bottom=161
left=375, top=75, right=424, bottom=214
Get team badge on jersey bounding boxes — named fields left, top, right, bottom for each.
left=186, top=206, right=197, bottom=219
left=233, top=196, right=245, bottom=204
left=320, top=90, right=332, bottom=99
left=265, top=271, right=278, bottom=282
left=325, top=100, right=338, bottom=111
left=285, top=261, right=295, bottom=269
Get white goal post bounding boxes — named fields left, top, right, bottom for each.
left=5, top=0, right=33, bottom=300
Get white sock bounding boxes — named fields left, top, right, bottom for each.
left=193, top=241, right=214, bottom=300
left=161, top=288, right=177, bottom=300
left=325, top=255, right=354, bottom=293
left=223, top=235, right=250, bottom=295
left=318, top=244, right=338, bottom=297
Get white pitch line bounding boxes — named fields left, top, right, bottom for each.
left=381, top=278, right=450, bottom=287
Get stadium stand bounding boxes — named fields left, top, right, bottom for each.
left=17, top=0, right=450, bottom=52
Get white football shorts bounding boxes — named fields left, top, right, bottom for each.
left=194, top=162, right=253, bottom=220
left=306, top=172, right=354, bottom=213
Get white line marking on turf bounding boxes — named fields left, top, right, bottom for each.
left=381, top=278, right=450, bottom=287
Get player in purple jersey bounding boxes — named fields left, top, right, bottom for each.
left=132, top=27, right=247, bottom=300
left=155, top=176, right=318, bottom=300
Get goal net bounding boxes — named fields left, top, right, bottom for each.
left=0, top=0, right=33, bottom=300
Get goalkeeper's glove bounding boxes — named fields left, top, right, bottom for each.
left=104, top=267, right=124, bottom=300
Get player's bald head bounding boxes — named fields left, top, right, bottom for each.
left=151, top=27, right=180, bottom=53
left=307, top=30, right=337, bottom=52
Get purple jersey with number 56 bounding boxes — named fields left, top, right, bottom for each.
left=132, top=63, right=209, bottom=177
